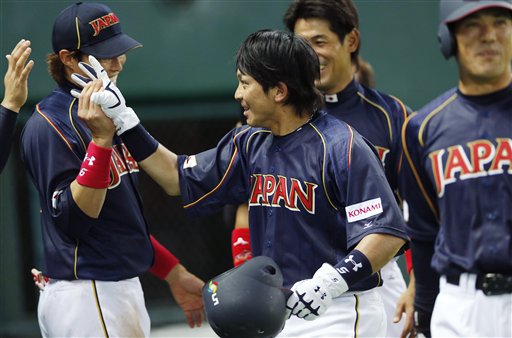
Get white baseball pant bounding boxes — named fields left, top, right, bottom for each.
left=37, top=277, right=150, bottom=338
left=278, top=288, right=386, bottom=337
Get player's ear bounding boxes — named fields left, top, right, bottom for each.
left=274, top=82, right=288, bottom=103
left=345, top=29, right=360, bottom=53
left=59, top=49, right=78, bottom=67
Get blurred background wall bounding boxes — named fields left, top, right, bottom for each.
left=0, top=0, right=457, bottom=336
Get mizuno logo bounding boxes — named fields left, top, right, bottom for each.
left=363, top=221, right=373, bottom=229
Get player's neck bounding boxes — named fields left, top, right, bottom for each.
left=270, top=107, right=313, bottom=136
left=458, top=71, right=512, bottom=96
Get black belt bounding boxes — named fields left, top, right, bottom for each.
left=446, top=273, right=512, bottom=296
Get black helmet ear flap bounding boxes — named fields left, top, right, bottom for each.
left=202, top=256, right=289, bottom=338
left=438, top=23, right=455, bottom=59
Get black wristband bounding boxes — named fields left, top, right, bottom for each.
left=120, top=123, right=159, bottom=162
left=333, top=249, right=373, bottom=287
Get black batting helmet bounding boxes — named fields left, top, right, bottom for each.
left=202, top=256, right=290, bottom=338
left=438, top=0, right=512, bottom=59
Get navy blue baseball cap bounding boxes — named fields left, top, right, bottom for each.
left=441, top=0, right=512, bottom=24
left=52, top=2, right=142, bottom=58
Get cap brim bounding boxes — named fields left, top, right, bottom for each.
left=81, top=33, right=142, bottom=59
left=445, top=2, right=512, bottom=23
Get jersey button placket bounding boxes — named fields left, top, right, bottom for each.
left=486, top=211, right=497, bottom=221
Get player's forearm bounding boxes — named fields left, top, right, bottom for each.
left=0, top=106, right=18, bottom=173
left=69, top=140, right=112, bottom=218
left=234, top=204, right=249, bottom=229
left=410, top=239, right=439, bottom=314
left=70, top=180, right=107, bottom=218
left=138, top=144, right=181, bottom=195
left=355, top=233, right=407, bottom=272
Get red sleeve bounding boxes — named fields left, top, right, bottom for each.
left=405, top=248, right=413, bottom=274
left=231, top=228, right=252, bottom=267
left=149, top=235, right=180, bottom=280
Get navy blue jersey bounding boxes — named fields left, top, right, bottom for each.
left=324, top=79, right=410, bottom=193
left=0, top=105, right=18, bottom=173
left=20, top=82, right=153, bottom=281
left=402, top=84, right=512, bottom=276
left=178, top=111, right=407, bottom=288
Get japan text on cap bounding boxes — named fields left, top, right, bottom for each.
left=52, top=2, right=142, bottom=58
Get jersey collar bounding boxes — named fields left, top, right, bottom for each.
left=323, top=78, right=358, bottom=104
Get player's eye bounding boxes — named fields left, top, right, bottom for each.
left=494, top=17, right=510, bottom=27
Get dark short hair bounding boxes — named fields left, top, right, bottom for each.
left=47, top=51, right=83, bottom=86
left=283, top=0, right=360, bottom=66
left=236, top=29, right=323, bottom=117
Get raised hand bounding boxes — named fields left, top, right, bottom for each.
left=2, top=39, right=34, bottom=112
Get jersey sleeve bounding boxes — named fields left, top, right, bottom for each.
left=20, top=110, right=96, bottom=238
left=0, top=105, right=18, bottom=173
left=400, top=114, right=440, bottom=241
left=331, top=127, right=408, bottom=249
left=401, top=113, right=441, bottom=316
left=178, top=127, right=251, bottom=216
left=387, top=95, right=412, bottom=195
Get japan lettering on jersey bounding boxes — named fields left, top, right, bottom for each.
left=428, top=138, right=511, bottom=197
left=248, top=174, right=318, bottom=214
left=178, top=111, right=407, bottom=288
left=109, top=143, right=139, bottom=188
left=401, top=86, right=512, bottom=275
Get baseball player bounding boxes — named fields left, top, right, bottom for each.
left=77, top=29, right=408, bottom=337
left=231, top=1, right=415, bottom=336
left=401, top=1, right=512, bottom=337
left=0, top=39, right=34, bottom=174
left=284, top=1, right=414, bottom=337
left=20, top=3, right=203, bottom=337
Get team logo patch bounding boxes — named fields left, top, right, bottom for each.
left=183, top=155, right=197, bottom=169
left=345, top=197, right=382, bottom=223
left=324, top=94, right=338, bottom=103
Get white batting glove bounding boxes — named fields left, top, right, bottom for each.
left=285, top=278, right=332, bottom=321
left=313, top=263, right=349, bottom=298
left=70, top=55, right=139, bottom=135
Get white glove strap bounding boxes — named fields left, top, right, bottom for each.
left=313, top=263, right=349, bottom=298
left=112, top=107, right=140, bottom=135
